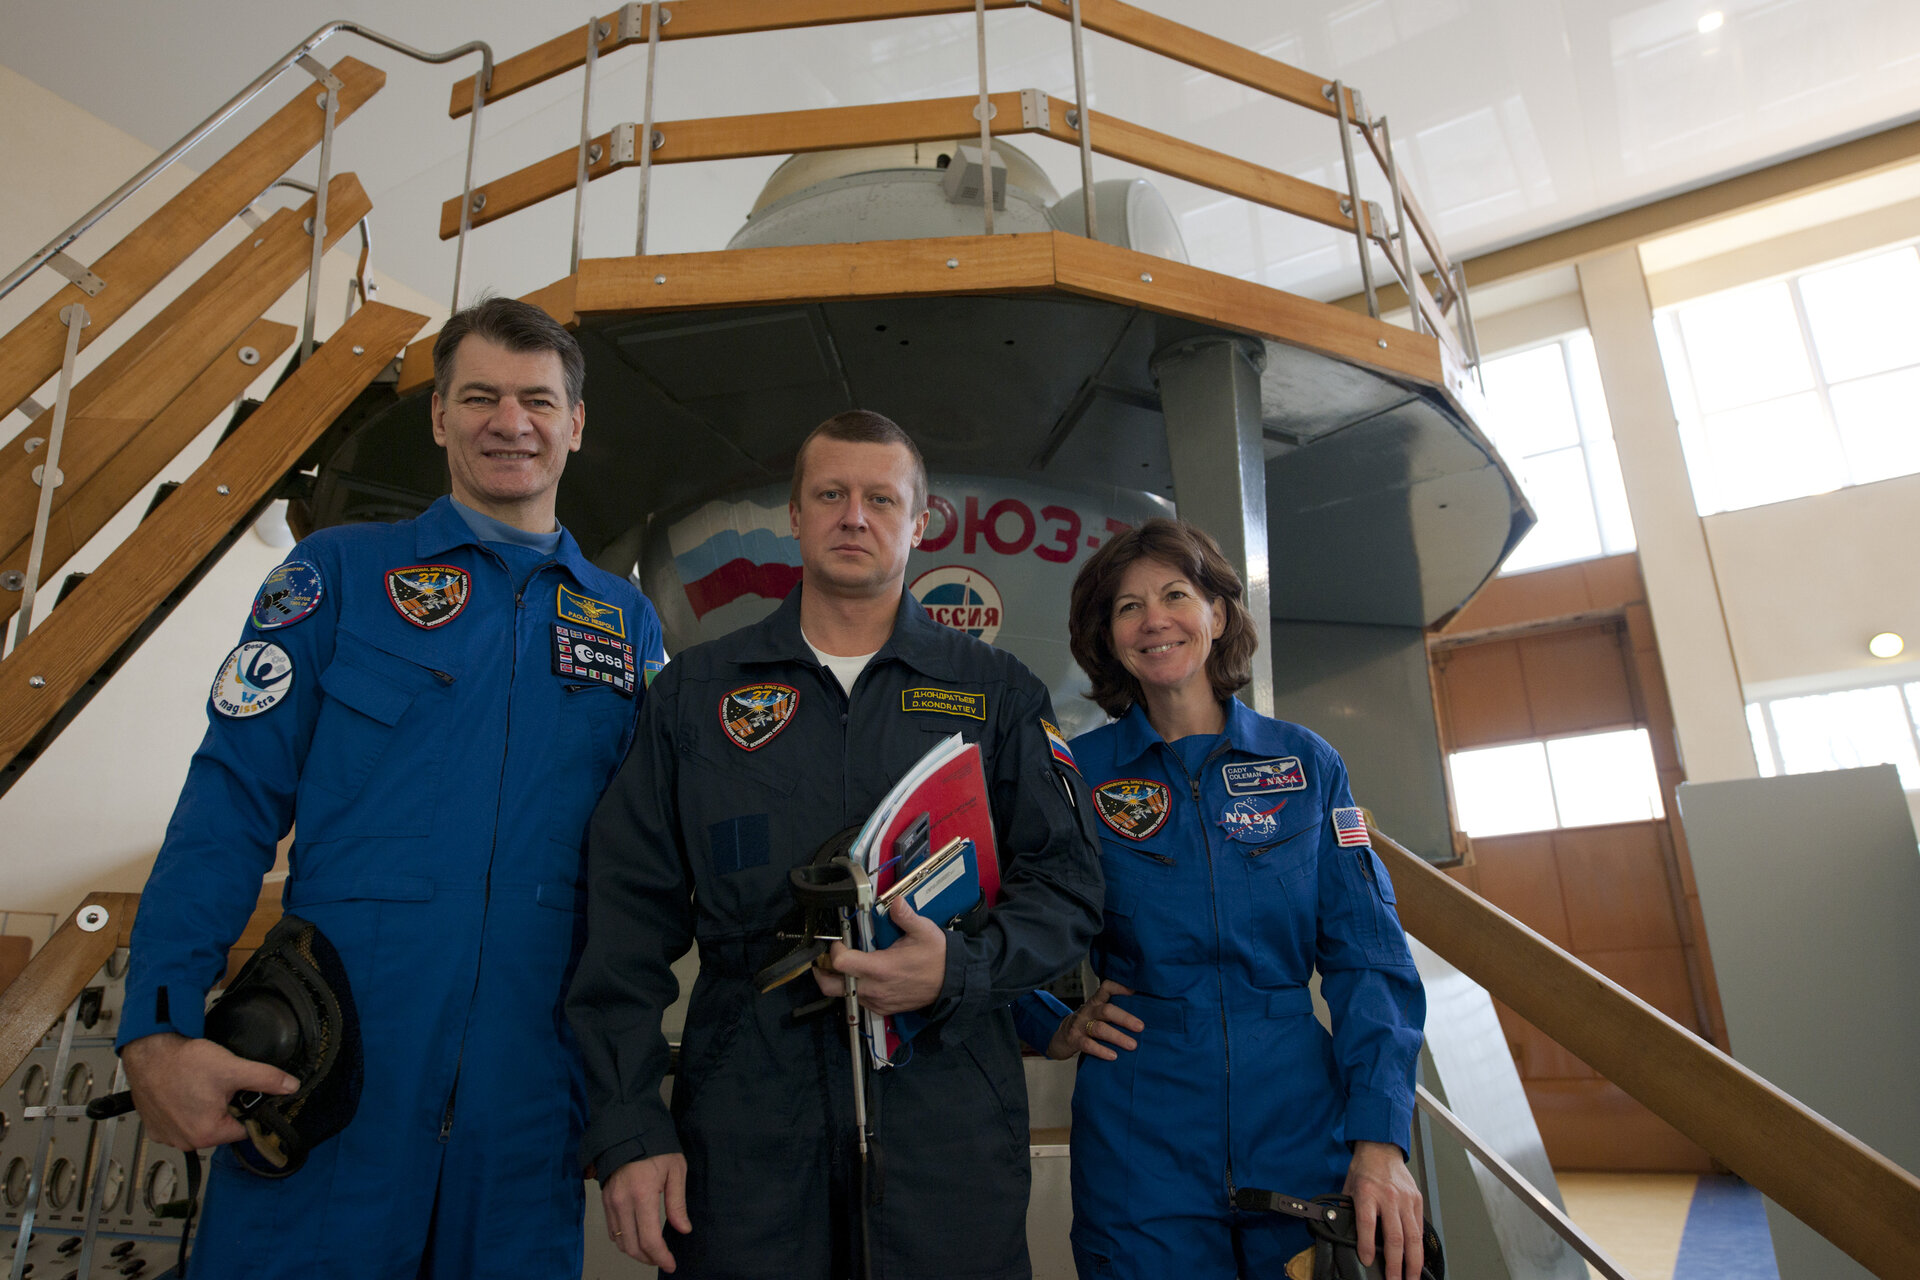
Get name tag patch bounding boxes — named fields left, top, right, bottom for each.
left=250, top=559, right=323, bottom=630
left=557, top=583, right=625, bottom=638
left=552, top=624, right=636, bottom=695
left=902, top=687, right=985, bottom=720
left=1223, top=756, right=1306, bottom=796
left=386, top=564, right=470, bottom=629
left=1219, top=797, right=1288, bottom=842
left=720, top=683, right=799, bottom=752
left=1093, top=778, right=1171, bottom=841
left=211, top=641, right=294, bottom=718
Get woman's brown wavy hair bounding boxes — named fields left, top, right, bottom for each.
left=1068, top=518, right=1258, bottom=719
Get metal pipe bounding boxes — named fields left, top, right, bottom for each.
left=1454, top=261, right=1484, bottom=383
left=72, top=1056, right=131, bottom=1280
left=1068, top=0, right=1097, bottom=239
left=973, top=0, right=995, bottom=236
left=1415, top=1086, right=1634, bottom=1280
left=301, top=78, right=339, bottom=364
left=1330, top=80, right=1377, bottom=318
left=11, top=305, right=87, bottom=651
left=6, top=997, right=81, bottom=1277
left=1379, top=117, right=1421, bottom=335
left=636, top=2, right=664, bottom=255
left=572, top=19, right=605, bottom=273
left=0, top=23, right=492, bottom=306
left=453, top=66, right=487, bottom=311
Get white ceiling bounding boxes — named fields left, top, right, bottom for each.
left=5, top=0, right=1919, bottom=312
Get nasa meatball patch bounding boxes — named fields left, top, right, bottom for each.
left=210, top=641, right=294, bottom=719
left=719, top=683, right=799, bottom=752
left=385, top=564, right=469, bottom=629
left=249, top=559, right=323, bottom=630
left=552, top=623, right=636, bottom=695
left=1092, top=778, right=1171, bottom=841
left=1219, top=796, right=1289, bottom=842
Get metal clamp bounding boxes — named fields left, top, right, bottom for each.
left=46, top=250, right=105, bottom=297
left=294, top=53, right=345, bottom=92
left=1019, top=89, right=1051, bottom=130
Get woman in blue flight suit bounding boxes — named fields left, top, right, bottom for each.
left=1015, top=518, right=1427, bottom=1280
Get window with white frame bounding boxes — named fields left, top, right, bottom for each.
left=1746, top=679, right=1920, bottom=790
left=1476, top=332, right=1637, bottom=574
left=1449, top=727, right=1665, bottom=838
left=1655, top=242, right=1920, bottom=515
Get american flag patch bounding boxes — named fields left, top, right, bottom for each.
left=1333, top=807, right=1370, bottom=847
left=1041, top=719, right=1078, bottom=773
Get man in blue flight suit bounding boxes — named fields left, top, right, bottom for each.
left=570, top=410, right=1104, bottom=1278
left=117, top=297, right=665, bottom=1278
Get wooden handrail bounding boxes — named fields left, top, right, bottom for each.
left=0, top=58, right=383, bottom=421
left=0, top=302, right=426, bottom=780
left=449, top=0, right=1355, bottom=123
left=1373, top=826, right=1920, bottom=1279
left=0, top=892, right=138, bottom=1084
left=0, top=178, right=369, bottom=626
left=439, top=92, right=1359, bottom=242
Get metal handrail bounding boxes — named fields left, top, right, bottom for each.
left=259, top=178, right=375, bottom=318
left=1415, top=1085, right=1635, bottom=1280
left=0, top=21, right=492, bottom=312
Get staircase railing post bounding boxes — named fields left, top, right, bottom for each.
left=8, top=305, right=88, bottom=653
left=296, top=56, right=344, bottom=363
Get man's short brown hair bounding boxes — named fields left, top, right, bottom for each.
left=1068, top=518, right=1258, bottom=718
left=790, top=410, right=929, bottom=514
left=433, top=296, right=586, bottom=409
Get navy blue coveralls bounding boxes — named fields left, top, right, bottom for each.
left=568, top=586, right=1104, bottom=1280
left=1014, top=700, right=1424, bottom=1279
left=119, top=496, right=664, bottom=1278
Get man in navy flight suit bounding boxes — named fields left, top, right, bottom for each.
left=117, top=297, right=664, bottom=1277
left=571, top=410, right=1104, bottom=1278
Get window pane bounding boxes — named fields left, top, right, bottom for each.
left=1827, top=366, right=1920, bottom=485
left=1747, top=702, right=1777, bottom=778
left=1479, top=344, right=1581, bottom=459
left=1768, top=686, right=1920, bottom=789
left=1798, top=248, right=1920, bottom=384
left=1546, top=729, right=1666, bottom=827
left=1450, top=742, right=1558, bottom=837
left=1676, top=283, right=1814, bottom=414
left=1702, top=392, right=1844, bottom=511
left=1502, top=447, right=1602, bottom=573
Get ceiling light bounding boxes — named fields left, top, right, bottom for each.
left=1697, top=11, right=1724, bottom=33
left=1868, top=632, right=1905, bottom=659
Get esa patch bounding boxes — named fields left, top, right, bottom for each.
left=902, top=687, right=985, bottom=720
left=1041, top=719, right=1078, bottom=773
left=552, top=623, right=636, bottom=695
left=1333, top=806, right=1371, bottom=848
left=1222, top=755, right=1305, bottom=796
left=1093, top=778, right=1171, bottom=841
left=1219, top=796, right=1288, bottom=842
left=249, top=559, right=323, bottom=630
left=210, top=641, right=294, bottom=719
left=386, top=564, right=469, bottom=629
left=557, top=584, right=625, bottom=638
left=719, top=683, right=799, bottom=752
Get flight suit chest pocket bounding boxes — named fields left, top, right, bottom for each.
left=1238, top=804, right=1322, bottom=984
left=1098, top=833, right=1206, bottom=970
left=301, top=629, right=453, bottom=835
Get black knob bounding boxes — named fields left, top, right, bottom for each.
left=109, top=1242, right=136, bottom=1257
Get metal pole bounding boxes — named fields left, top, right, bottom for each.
left=300, top=79, right=339, bottom=364
left=1068, top=0, right=1097, bottom=239
left=1454, top=261, right=1484, bottom=385
left=11, top=304, right=88, bottom=651
left=453, top=65, right=487, bottom=311
left=9, top=1000, right=83, bottom=1280
left=1415, top=1086, right=1634, bottom=1280
left=1380, top=117, right=1421, bottom=335
left=72, top=1057, right=131, bottom=1280
left=972, top=0, right=996, bottom=236
left=1329, top=80, right=1378, bottom=318
left=636, top=2, right=664, bottom=255
left=572, top=19, right=605, bottom=273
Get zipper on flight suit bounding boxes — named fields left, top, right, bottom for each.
left=1163, top=742, right=1239, bottom=1204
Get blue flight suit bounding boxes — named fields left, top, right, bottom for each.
left=568, top=586, right=1104, bottom=1280
left=1014, top=700, right=1424, bottom=1279
left=118, top=496, right=664, bottom=1279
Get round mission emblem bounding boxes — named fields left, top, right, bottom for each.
left=210, top=641, right=294, bottom=719
left=909, top=566, right=1004, bottom=645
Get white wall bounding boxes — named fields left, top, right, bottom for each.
left=0, top=67, right=445, bottom=923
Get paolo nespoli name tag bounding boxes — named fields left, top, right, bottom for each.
left=552, top=623, right=636, bottom=695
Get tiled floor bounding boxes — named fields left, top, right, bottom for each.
left=1557, top=1174, right=1781, bottom=1280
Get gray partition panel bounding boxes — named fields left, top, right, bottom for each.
left=1676, top=766, right=1920, bottom=1280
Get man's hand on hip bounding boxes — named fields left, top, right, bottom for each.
left=119, top=1032, right=299, bottom=1151
left=603, top=1153, right=691, bottom=1270
left=823, top=897, right=948, bottom=1015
